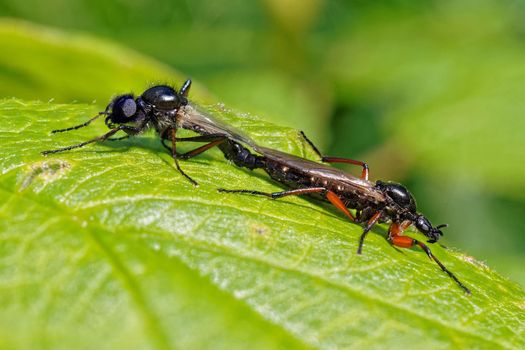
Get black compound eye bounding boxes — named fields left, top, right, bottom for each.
left=120, top=98, right=137, bottom=118
left=110, top=95, right=137, bottom=123
left=416, top=216, right=431, bottom=233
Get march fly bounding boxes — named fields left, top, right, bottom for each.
left=176, top=131, right=471, bottom=294
left=41, top=80, right=470, bottom=293
left=42, top=80, right=263, bottom=186
left=41, top=80, right=200, bottom=185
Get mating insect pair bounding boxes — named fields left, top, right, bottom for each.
left=42, top=80, right=470, bottom=294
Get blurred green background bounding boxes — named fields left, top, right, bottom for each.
left=1, top=0, right=524, bottom=286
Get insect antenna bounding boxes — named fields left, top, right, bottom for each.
left=50, top=112, right=108, bottom=134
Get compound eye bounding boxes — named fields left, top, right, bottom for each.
left=120, top=98, right=137, bottom=118
left=416, top=216, right=431, bottom=233
left=111, top=95, right=137, bottom=123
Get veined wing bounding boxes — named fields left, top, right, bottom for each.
left=178, top=104, right=259, bottom=148
left=256, top=146, right=384, bottom=199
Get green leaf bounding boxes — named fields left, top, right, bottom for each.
left=326, top=1, right=525, bottom=198
left=1, top=99, right=524, bottom=349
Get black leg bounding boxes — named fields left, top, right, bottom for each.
left=299, top=131, right=323, bottom=158
left=219, top=187, right=326, bottom=199
left=107, top=135, right=130, bottom=141
left=357, top=211, right=382, bottom=254
left=161, top=138, right=172, bottom=152
left=50, top=112, right=106, bottom=134
left=162, top=134, right=228, bottom=159
left=219, top=187, right=356, bottom=222
left=176, top=135, right=227, bottom=143
left=388, top=222, right=471, bottom=294
left=41, top=125, right=141, bottom=155
left=177, top=137, right=227, bottom=160
left=299, top=131, right=369, bottom=180
left=169, top=128, right=198, bottom=186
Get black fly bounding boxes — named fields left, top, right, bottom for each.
left=42, top=80, right=198, bottom=185
left=42, top=80, right=470, bottom=293
left=175, top=131, right=470, bottom=293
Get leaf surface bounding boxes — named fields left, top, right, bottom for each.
left=0, top=99, right=524, bottom=349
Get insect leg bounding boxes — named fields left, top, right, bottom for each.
left=107, top=135, right=130, bottom=141
left=176, top=135, right=227, bottom=142
left=177, top=139, right=226, bottom=160
left=299, top=131, right=369, bottom=180
left=161, top=138, right=172, bottom=152
left=161, top=134, right=228, bottom=158
left=41, top=125, right=139, bottom=155
left=160, top=129, right=173, bottom=152
left=320, top=157, right=369, bottom=181
left=169, top=128, right=198, bottom=186
left=219, top=187, right=355, bottom=221
left=357, top=211, right=382, bottom=254
left=388, top=222, right=471, bottom=294
left=50, top=112, right=105, bottom=134
left=299, top=131, right=323, bottom=158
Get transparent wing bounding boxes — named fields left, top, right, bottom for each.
left=179, top=105, right=383, bottom=201
left=257, top=146, right=379, bottom=192
left=178, top=104, right=259, bottom=148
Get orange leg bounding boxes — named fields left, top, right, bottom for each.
left=388, top=222, right=471, bottom=294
